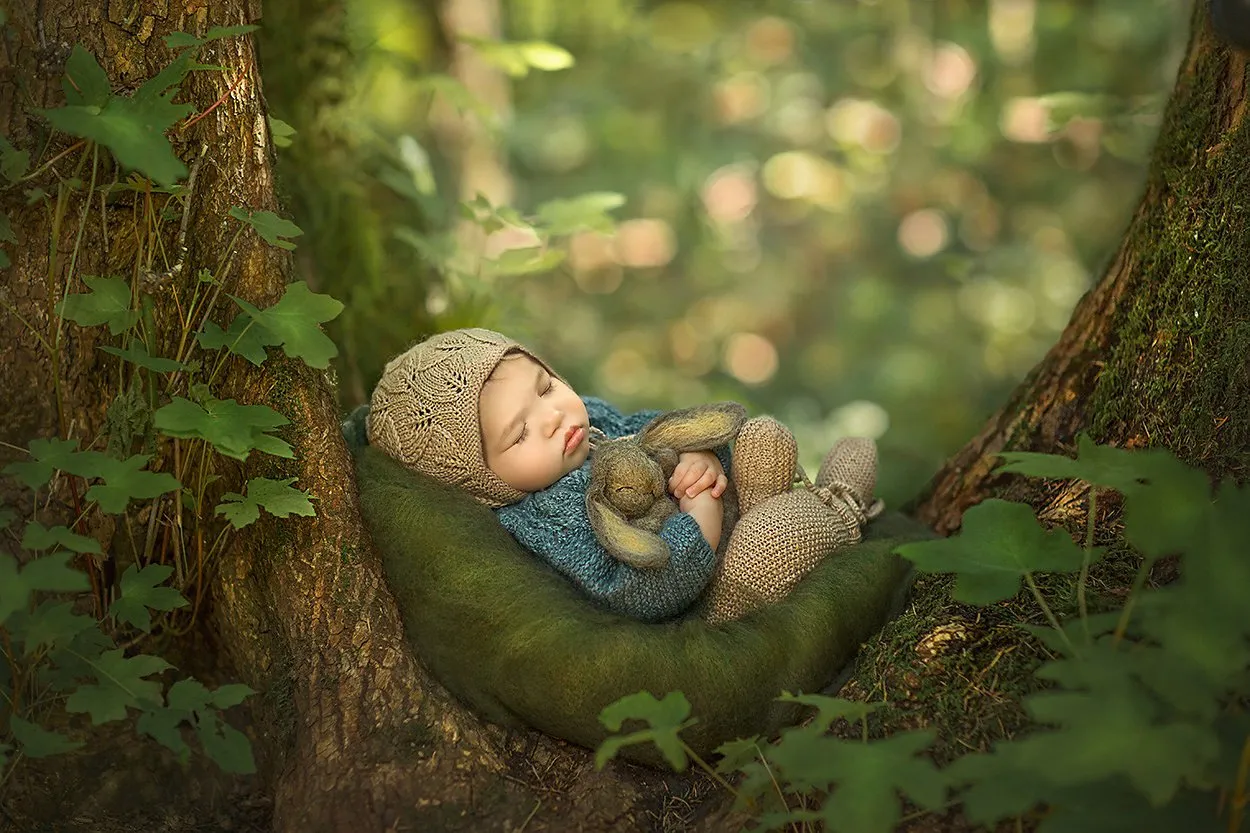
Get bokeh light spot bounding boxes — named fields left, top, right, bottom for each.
left=897, top=209, right=949, bottom=258
left=723, top=332, right=779, bottom=385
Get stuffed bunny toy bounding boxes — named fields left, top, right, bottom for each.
left=585, top=403, right=746, bottom=569
left=586, top=404, right=883, bottom=623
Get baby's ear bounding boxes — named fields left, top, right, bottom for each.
left=586, top=494, right=671, bottom=569
left=639, top=402, right=747, bottom=454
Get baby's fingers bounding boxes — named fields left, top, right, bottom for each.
left=683, top=468, right=718, bottom=498
left=711, top=472, right=728, bottom=498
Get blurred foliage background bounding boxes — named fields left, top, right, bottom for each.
left=256, top=0, right=1191, bottom=506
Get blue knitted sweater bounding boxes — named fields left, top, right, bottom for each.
left=495, top=396, right=731, bottom=623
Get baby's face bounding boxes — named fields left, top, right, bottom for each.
left=479, top=354, right=591, bottom=492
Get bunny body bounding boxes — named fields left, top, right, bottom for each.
left=587, top=404, right=882, bottom=623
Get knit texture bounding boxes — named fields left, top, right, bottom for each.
left=701, top=421, right=881, bottom=624
left=495, top=396, right=724, bottom=622
left=347, top=430, right=928, bottom=768
left=366, top=328, right=556, bottom=508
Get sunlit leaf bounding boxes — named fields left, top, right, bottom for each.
left=896, top=499, right=1099, bottom=604
left=268, top=116, right=296, bottom=148
left=227, top=206, right=304, bottom=250
left=229, top=281, right=344, bottom=368
left=84, top=454, right=180, bottom=514
left=536, top=192, right=625, bottom=236
left=163, top=24, right=259, bottom=49
left=197, top=315, right=270, bottom=366
left=595, top=691, right=694, bottom=771
left=153, top=396, right=292, bottom=461
left=215, top=477, right=316, bottom=529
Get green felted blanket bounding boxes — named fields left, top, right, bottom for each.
left=352, top=443, right=931, bottom=767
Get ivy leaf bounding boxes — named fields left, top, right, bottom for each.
left=0, top=135, right=30, bottom=182
left=21, top=600, right=97, bottom=656
left=209, top=682, right=255, bottom=709
left=99, top=342, right=186, bottom=373
left=9, top=716, right=83, bottom=758
left=85, top=454, right=180, bottom=514
left=197, top=315, right=270, bottom=366
left=486, top=247, right=566, bottom=277
left=21, top=521, right=102, bottom=554
left=215, top=477, right=315, bottom=529
left=39, top=50, right=195, bottom=186
left=109, top=563, right=188, bottom=632
left=777, top=692, right=883, bottom=731
left=227, top=206, right=303, bottom=250
left=267, top=116, right=296, bottom=148
left=62, top=44, right=111, bottom=108
left=229, top=281, right=344, bottom=368
left=997, top=435, right=1195, bottom=496
left=55, top=275, right=139, bottom=335
left=536, top=192, right=625, bottom=236
left=0, top=552, right=88, bottom=623
left=65, top=648, right=171, bottom=725
left=163, top=24, right=259, bottom=49
left=895, top=499, right=1098, bottom=604
left=154, top=396, right=292, bottom=461
left=197, top=715, right=256, bottom=774
left=595, top=691, right=695, bottom=772
left=2, top=437, right=96, bottom=488
left=766, top=729, right=946, bottom=833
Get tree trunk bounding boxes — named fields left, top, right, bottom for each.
left=912, top=2, right=1250, bottom=530
left=0, top=3, right=725, bottom=832
left=4, top=2, right=1247, bottom=833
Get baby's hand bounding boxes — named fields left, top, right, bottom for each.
left=669, top=450, right=727, bottom=500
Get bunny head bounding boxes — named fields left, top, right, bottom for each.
left=586, top=402, right=747, bottom=569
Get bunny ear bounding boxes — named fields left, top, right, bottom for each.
left=586, top=494, right=672, bottom=569
left=639, top=402, right=747, bottom=454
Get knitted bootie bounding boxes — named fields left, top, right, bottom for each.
left=731, top=417, right=798, bottom=516
left=809, top=437, right=884, bottom=524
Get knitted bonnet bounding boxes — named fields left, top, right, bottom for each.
left=367, top=328, right=555, bottom=507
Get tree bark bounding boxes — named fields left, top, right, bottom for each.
left=912, top=1, right=1250, bottom=530
left=0, top=3, right=722, bottom=832
left=4, top=1, right=1248, bottom=832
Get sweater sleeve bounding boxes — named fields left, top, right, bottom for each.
left=496, top=467, right=717, bottom=622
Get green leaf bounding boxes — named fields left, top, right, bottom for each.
left=21, top=521, right=101, bottom=554
left=518, top=41, right=575, bottom=71
left=109, top=563, right=188, bottom=632
left=99, top=342, right=186, bottom=373
left=197, top=315, right=270, bottom=366
left=209, top=682, right=255, bottom=709
left=536, top=192, right=626, bottom=236
left=414, top=75, right=498, bottom=124
left=997, top=435, right=1195, bottom=496
left=713, top=735, right=763, bottom=775
left=777, top=692, right=883, bottom=731
left=0, top=552, right=89, bottom=624
left=595, top=691, right=694, bottom=771
left=268, top=116, right=296, bottom=148
left=55, top=275, right=139, bottom=335
left=2, top=437, right=92, bottom=488
left=0, top=506, right=14, bottom=529
left=227, top=206, right=303, bottom=250
left=487, top=246, right=566, bottom=276
left=896, top=499, right=1097, bottom=604
left=62, top=44, right=111, bottom=108
left=22, top=600, right=97, bottom=656
left=215, top=477, right=316, bottom=529
left=765, top=729, right=946, bottom=833
left=9, top=716, right=83, bottom=758
left=229, top=281, right=344, bottom=368
left=65, top=648, right=171, bottom=724
left=154, top=396, right=292, bottom=461
left=163, top=24, right=259, bottom=49
left=136, top=705, right=191, bottom=761
left=945, top=746, right=1048, bottom=824
left=0, top=211, right=15, bottom=245
left=84, top=454, right=180, bottom=514
left=197, top=715, right=256, bottom=774
left=0, top=135, right=30, bottom=182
